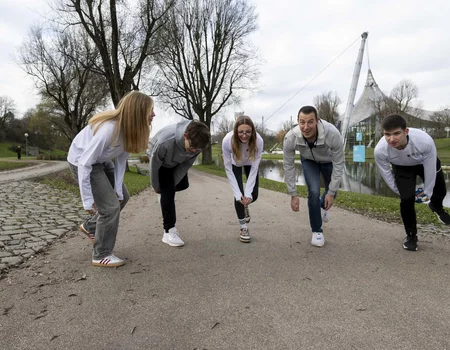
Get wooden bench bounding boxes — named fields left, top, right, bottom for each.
left=133, top=164, right=150, bottom=176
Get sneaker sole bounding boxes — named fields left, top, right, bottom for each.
left=311, top=241, right=325, bottom=247
left=92, top=262, right=125, bottom=267
left=79, top=225, right=95, bottom=244
left=162, top=238, right=184, bottom=247
left=239, top=237, right=251, bottom=243
left=402, top=244, right=418, bottom=251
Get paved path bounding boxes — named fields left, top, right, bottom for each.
left=0, top=161, right=85, bottom=270
left=0, top=161, right=69, bottom=183
left=0, top=180, right=85, bottom=270
left=0, top=169, right=450, bottom=349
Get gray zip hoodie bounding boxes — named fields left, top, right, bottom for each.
left=147, top=120, right=201, bottom=192
left=283, top=119, right=344, bottom=196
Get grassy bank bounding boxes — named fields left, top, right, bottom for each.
left=32, top=166, right=151, bottom=198
left=193, top=163, right=441, bottom=226
left=0, top=161, right=33, bottom=171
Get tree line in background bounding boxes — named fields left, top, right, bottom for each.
left=1, top=0, right=260, bottom=163
left=1, top=0, right=449, bottom=158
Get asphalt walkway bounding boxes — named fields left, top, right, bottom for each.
left=1, top=168, right=450, bottom=349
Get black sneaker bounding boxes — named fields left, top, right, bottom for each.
left=403, top=235, right=418, bottom=251
left=427, top=202, right=450, bottom=225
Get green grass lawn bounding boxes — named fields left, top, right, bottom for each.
left=0, top=161, right=32, bottom=171
left=0, top=142, right=19, bottom=158
left=32, top=166, right=151, bottom=199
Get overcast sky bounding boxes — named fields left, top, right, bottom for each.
left=1, top=0, right=450, bottom=134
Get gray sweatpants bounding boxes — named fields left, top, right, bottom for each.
left=69, top=161, right=129, bottom=259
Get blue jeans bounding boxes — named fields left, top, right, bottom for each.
left=301, top=156, right=334, bottom=233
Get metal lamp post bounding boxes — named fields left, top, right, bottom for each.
left=24, top=133, right=28, bottom=157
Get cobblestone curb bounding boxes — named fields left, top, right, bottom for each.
left=0, top=180, right=85, bottom=272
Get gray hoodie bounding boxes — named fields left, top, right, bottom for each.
left=147, top=120, right=201, bottom=192
left=283, top=119, right=344, bottom=196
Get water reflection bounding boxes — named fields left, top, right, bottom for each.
left=212, top=156, right=450, bottom=207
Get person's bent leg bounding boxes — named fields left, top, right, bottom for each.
left=160, top=167, right=184, bottom=246
left=301, top=157, right=322, bottom=232
left=175, top=173, right=189, bottom=192
left=393, top=164, right=419, bottom=251
left=427, top=158, right=450, bottom=224
left=233, top=165, right=250, bottom=242
left=301, top=157, right=324, bottom=247
left=69, top=163, right=96, bottom=242
left=90, top=163, right=123, bottom=264
left=159, top=167, right=177, bottom=232
left=233, top=165, right=246, bottom=220
left=243, top=165, right=259, bottom=203
left=319, top=162, right=334, bottom=223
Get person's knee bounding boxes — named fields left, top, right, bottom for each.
left=400, top=196, right=415, bottom=206
left=308, top=187, right=320, bottom=199
left=176, top=181, right=189, bottom=192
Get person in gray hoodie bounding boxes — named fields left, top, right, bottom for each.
left=283, top=105, right=344, bottom=247
left=147, top=120, right=211, bottom=247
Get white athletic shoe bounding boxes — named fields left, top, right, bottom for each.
left=311, top=232, right=325, bottom=247
left=162, top=227, right=185, bottom=247
left=92, top=254, right=125, bottom=267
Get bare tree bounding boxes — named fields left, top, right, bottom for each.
left=155, top=0, right=260, bottom=163
left=215, top=117, right=234, bottom=140
left=18, top=26, right=110, bottom=141
left=371, top=79, right=424, bottom=132
left=390, top=79, right=419, bottom=114
left=0, top=96, right=16, bottom=138
left=58, top=0, right=175, bottom=106
left=313, top=91, right=341, bottom=125
left=275, top=120, right=293, bottom=145
left=430, top=107, right=450, bottom=138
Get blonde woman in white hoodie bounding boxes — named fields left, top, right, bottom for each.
left=68, top=91, right=154, bottom=267
left=222, top=116, right=264, bottom=243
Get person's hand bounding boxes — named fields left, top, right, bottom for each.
left=323, top=194, right=335, bottom=210
left=240, top=196, right=252, bottom=206
left=86, top=203, right=97, bottom=215
left=290, top=196, right=300, bottom=212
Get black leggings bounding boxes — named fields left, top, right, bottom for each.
left=232, top=165, right=259, bottom=219
left=393, top=158, right=446, bottom=234
left=159, top=167, right=189, bottom=231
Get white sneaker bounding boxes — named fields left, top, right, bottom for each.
left=162, top=227, right=185, bottom=247
left=92, top=254, right=125, bottom=267
left=321, top=209, right=329, bottom=223
left=311, top=232, right=325, bottom=247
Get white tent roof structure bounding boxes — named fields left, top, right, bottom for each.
left=339, top=69, right=435, bottom=129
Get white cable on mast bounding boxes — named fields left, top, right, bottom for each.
left=264, top=35, right=362, bottom=124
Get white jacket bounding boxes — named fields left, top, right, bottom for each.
left=67, top=121, right=128, bottom=210
left=283, top=119, right=344, bottom=196
left=222, top=131, right=264, bottom=200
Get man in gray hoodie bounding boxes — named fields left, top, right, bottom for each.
left=283, top=106, right=344, bottom=247
left=147, top=120, right=211, bottom=247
